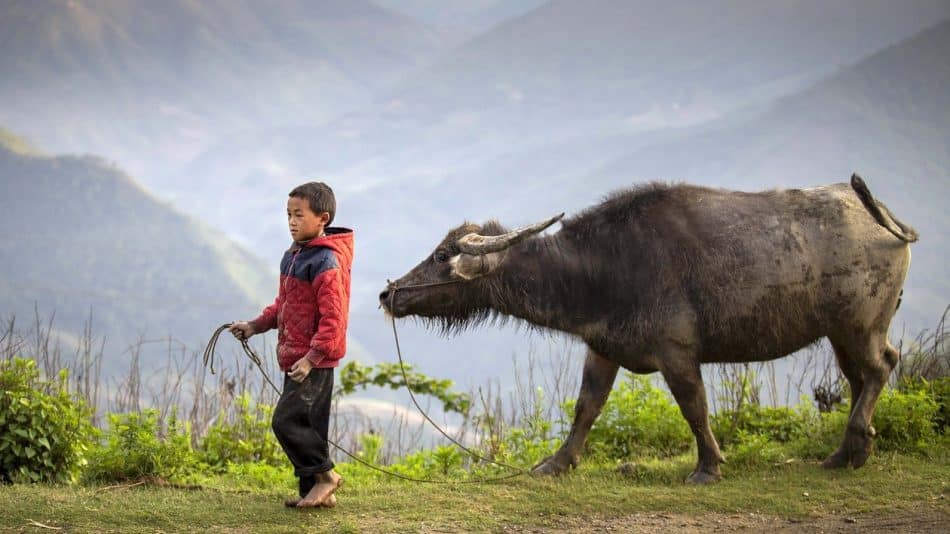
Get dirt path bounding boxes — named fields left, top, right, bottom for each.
left=501, top=504, right=949, bottom=533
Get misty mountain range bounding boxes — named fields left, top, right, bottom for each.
left=1, top=0, right=948, bottom=396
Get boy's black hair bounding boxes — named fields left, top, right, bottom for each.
left=289, top=182, right=336, bottom=225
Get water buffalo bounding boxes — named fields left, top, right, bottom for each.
left=379, top=174, right=917, bottom=483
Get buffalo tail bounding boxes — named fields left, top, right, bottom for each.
left=850, top=173, right=919, bottom=243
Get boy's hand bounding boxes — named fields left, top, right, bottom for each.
left=229, top=321, right=255, bottom=340
left=289, top=357, right=314, bottom=383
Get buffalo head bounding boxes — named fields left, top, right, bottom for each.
left=379, top=213, right=563, bottom=330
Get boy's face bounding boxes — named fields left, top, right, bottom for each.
left=287, top=196, right=330, bottom=242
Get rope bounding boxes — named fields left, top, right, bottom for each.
left=203, top=323, right=525, bottom=484
left=389, top=316, right=527, bottom=476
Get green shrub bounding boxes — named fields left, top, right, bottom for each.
left=389, top=445, right=467, bottom=480
left=0, top=358, right=93, bottom=483
left=578, top=374, right=692, bottom=459
left=713, top=404, right=804, bottom=447
left=873, top=387, right=938, bottom=453
left=200, top=394, right=283, bottom=469
left=726, top=430, right=786, bottom=468
left=338, top=361, right=471, bottom=415
left=785, top=401, right=849, bottom=460
left=490, top=388, right=561, bottom=466
left=897, top=376, right=949, bottom=432
left=84, top=409, right=197, bottom=483
left=357, top=432, right=384, bottom=465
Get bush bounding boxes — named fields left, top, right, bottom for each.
left=726, top=430, right=787, bottom=468
left=713, top=404, right=804, bottom=447
left=579, top=374, right=692, bottom=459
left=873, top=386, right=939, bottom=454
left=84, top=409, right=197, bottom=483
left=338, top=361, right=471, bottom=415
left=0, top=358, right=93, bottom=483
left=389, top=445, right=466, bottom=479
left=200, top=394, right=283, bottom=469
left=785, top=401, right=849, bottom=460
left=488, top=388, right=561, bottom=467
left=897, top=376, right=949, bottom=432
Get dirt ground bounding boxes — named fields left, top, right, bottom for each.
left=500, top=504, right=949, bottom=533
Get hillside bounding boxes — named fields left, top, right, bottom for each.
left=176, top=0, right=950, bottom=265
left=371, top=0, right=547, bottom=37
left=0, top=0, right=449, bottom=184
left=0, top=131, right=276, bottom=370
left=165, top=3, right=950, bottom=391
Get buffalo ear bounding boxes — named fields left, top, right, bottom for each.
left=452, top=252, right=507, bottom=280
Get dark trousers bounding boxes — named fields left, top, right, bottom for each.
left=272, top=367, right=335, bottom=497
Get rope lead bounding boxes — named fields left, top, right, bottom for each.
left=202, top=323, right=526, bottom=484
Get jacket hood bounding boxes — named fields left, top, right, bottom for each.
left=300, top=227, right=354, bottom=271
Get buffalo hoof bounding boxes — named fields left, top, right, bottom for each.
left=824, top=426, right=875, bottom=469
left=821, top=447, right=850, bottom=469
left=531, top=455, right=573, bottom=476
left=685, top=469, right=721, bottom=485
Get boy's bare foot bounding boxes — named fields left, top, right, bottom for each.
left=285, top=494, right=337, bottom=508
left=296, top=471, right=342, bottom=508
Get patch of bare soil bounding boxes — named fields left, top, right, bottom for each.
left=502, top=504, right=948, bottom=533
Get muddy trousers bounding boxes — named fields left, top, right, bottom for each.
left=272, top=368, right=335, bottom=497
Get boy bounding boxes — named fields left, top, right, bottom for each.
left=230, top=181, right=353, bottom=508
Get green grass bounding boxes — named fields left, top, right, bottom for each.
left=1, top=451, right=947, bottom=532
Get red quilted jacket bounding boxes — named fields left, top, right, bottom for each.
left=250, top=228, right=354, bottom=371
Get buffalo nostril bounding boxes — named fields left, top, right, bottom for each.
left=379, top=289, right=390, bottom=302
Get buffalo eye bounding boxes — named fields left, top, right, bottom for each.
left=433, top=250, right=450, bottom=263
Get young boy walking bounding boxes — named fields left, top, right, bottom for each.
left=230, top=181, right=353, bottom=508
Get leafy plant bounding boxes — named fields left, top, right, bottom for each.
left=0, top=358, right=93, bottom=483
left=713, top=404, right=804, bottom=447
left=897, top=376, right=949, bottom=432
left=84, top=409, right=197, bottom=483
left=388, top=445, right=467, bottom=479
left=357, top=432, right=384, bottom=465
left=578, top=374, right=692, bottom=459
left=200, top=394, right=283, bottom=469
left=726, top=430, right=786, bottom=468
left=337, top=361, right=471, bottom=414
left=785, top=400, right=849, bottom=460
left=873, top=386, right=939, bottom=453
left=491, top=388, right=561, bottom=466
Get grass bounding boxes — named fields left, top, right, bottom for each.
left=0, top=451, right=947, bottom=532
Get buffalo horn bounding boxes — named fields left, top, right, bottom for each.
left=457, top=213, right=564, bottom=255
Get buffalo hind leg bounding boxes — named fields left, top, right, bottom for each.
left=821, top=339, right=865, bottom=469
left=532, top=348, right=619, bottom=476
left=824, top=334, right=897, bottom=469
left=659, top=352, right=724, bottom=484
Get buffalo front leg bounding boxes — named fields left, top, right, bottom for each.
left=532, top=348, right=618, bottom=476
left=659, top=354, right=724, bottom=484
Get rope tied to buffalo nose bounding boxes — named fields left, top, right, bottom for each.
left=202, top=322, right=526, bottom=483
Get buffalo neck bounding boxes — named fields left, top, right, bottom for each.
left=489, top=234, right=596, bottom=334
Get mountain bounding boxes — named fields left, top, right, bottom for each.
left=4, top=2, right=948, bottom=395
left=357, top=19, right=950, bottom=394
left=177, top=0, right=950, bottom=266
left=158, top=3, right=950, bottom=393
left=574, top=19, right=950, bottom=332
left=0, top=0, right=450, bottom=186
left=0, top=130, right=279, bottom=370
left=370, top=0, right=548, bottom=37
